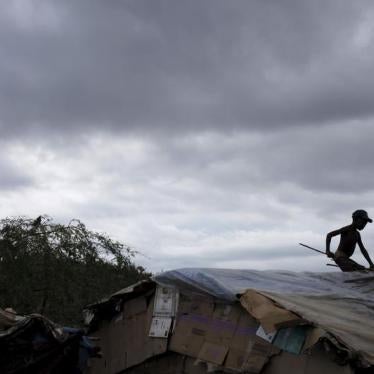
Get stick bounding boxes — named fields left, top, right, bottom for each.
left=299, top=243, right=326, bottom=255
left=326, top=264, right=338, bottom=267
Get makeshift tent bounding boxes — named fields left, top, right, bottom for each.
left=0, top=308, right=99, bottom=373
left=84, top=268, right=374, bottom=373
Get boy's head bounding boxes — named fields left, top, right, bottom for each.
left=352, top=209, right=372, bottom=230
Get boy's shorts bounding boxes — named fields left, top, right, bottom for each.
left=334, top=256, right=366, bottom=272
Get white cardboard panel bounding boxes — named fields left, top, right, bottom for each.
left=149, top=317, right=173, bottom=338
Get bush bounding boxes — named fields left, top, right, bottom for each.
left=0, top=215, right=151, bottom=325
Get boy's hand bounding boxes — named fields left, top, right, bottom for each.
left=326, top=251, right=335, bottom=259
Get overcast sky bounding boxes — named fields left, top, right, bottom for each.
left=1, top=0, right=374, bottom=273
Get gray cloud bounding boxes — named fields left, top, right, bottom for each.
left=0, top=145, right=33, bottom=190
left=0, top=162, right=31, bottom=190
left=1, top=1, right=374, bottom=273
left=1, top=132, right=374, bottom=273
left=1, top=1, right=374, bottom=137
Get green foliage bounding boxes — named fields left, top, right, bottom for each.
left=0, top=216, right=151, bottom=326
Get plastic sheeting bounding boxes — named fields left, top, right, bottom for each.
left=154, top=268, right=374, bottom=301
left=154, top=268, right=374, bottom=365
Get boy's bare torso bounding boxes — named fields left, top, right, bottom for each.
left=336, top=225, right=359, bottom=258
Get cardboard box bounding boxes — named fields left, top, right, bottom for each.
left=197, top=341, right=229, bottom=365
left=124, top=295, right=148, bottom=319
left=170, top=295, right=276, bottom=373
left=225, top=340, right=255, bottom=371
left=205, top=303, right=242, bottom=344
left=178, top=293, right=215, bottom=316
left=169, top=294, right=214, bottom=351
left=123, top=294, right=167, bottom=369
left=241, top=336, right=280, bottom=373
left=240, top=290, right=303, bottom=332
left=169, top=300, right=213, bottom=357
left=88, top=294, right=167, bottom=374
left=170, top=297, right=244, bottom=358
left=224, top=309, right=259, bottom=371
left=85, top=319, right=111, bottom=374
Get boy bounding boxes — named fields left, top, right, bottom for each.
left=326, top=210, right=374, bottom=272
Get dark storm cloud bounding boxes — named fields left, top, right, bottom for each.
left=152, top=121, right=374, bottom=194
left=1, top=0, right=374, bottom=136
left=2, top=1, right=374, bottom=273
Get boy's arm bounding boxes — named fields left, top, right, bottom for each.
left=357, top=233, right=374, bottom=268
left=326, top=227, right=347, bottom=258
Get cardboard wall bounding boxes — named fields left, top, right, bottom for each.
left=86, top=293, right=167, bottom=374
left=86, top=289, right=357, bottom=374
left=169, top=293, right=279, bottom=373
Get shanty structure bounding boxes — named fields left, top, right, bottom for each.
left=84, top=268, right=374, bottom=374
left=0, top=308, right=100, bottom=373
left=0, top=309, right=81, bottom=373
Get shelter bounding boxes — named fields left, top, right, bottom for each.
left=0, top=308, right=98, bottom=373
left=84, top=268, right=374, bottom=373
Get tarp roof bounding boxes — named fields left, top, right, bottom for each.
left=154, top=268, right=374, bottom=365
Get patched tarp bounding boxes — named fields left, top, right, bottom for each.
left=154, top=268, right=374, bottom=365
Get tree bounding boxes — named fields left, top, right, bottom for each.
left=0, top=216, right=151, bottom=326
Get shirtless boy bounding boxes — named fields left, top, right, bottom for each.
left=326, top=210, right=374, bottom=272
